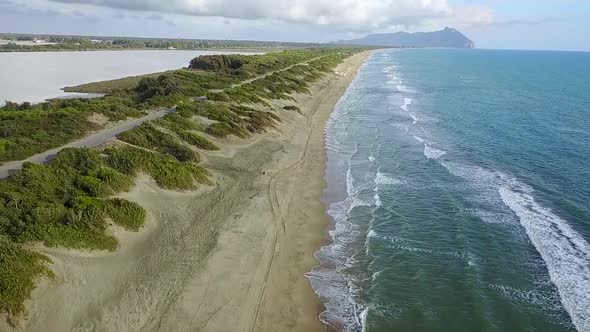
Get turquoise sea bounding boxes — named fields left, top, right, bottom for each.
left=308, top=49, right=590, bottom=332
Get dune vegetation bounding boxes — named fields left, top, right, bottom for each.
left=0, top=47, right=362, bottom=317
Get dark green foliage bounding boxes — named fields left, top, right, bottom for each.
left=0, top=33, right=325, bottom=53
left=189, top=55, right=246, bottom=71
left=178, top=131, right=219, bottom=150
left=283, top=105, right=301, bottom=111
left=0, top=95, right=147, bottom=162
left=0, top=109, right=97, bottom=162
left=155, top=113, right=201, bottom=131
left=135, top=75, right=181, bottom=102
left=0, top=149, right=142, bottom=247
left=118, top=124, right=199, bottom=163
left=102, top=198, right=145, bottom=231
left=105, top=146, right=211, bottom=190
left=0, top=239, right=53, bottom=315
left=205, top=122, right=248, bottom=138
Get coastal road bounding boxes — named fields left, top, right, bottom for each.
left=0, top=107, right=176, bottom=179
left=0, top=55, right=326, bottom=179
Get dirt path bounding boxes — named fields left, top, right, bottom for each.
left=208, top=55, right=324, bottom=93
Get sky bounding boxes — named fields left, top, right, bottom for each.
left=0, top=0, right=589, bottom=51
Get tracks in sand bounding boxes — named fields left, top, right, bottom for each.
left=248, top=76, right=334, bottom=332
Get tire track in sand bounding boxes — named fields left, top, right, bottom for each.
left=249, top=73, right=335, bottom=332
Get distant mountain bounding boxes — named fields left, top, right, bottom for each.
left=332, top=27, right=475, bottom=48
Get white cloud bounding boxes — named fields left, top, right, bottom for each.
left=45, top=0, right=494, bottom=32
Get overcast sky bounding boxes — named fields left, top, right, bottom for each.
left=1, top=0, right=589, bottom=51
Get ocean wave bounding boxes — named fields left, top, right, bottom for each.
left=374, top=193, right=382, bottom=207
left=396, top=84, right=416, bottom=93
left=400, top=97, right=413, bottom=112
left=410, top=135, right=447, bottom=160
left=487, top=283, right=564, bottom=313
left=424, top=144, right=447, bottom=159
left=382, top=65, right=396, bottom=73
left=499, top=181, right=590, bottom=332
left=311, top=83, right=374, bottom=331
left=440, top=160, right=590, bottom=331
left=375, top=171, right=404, bottom=186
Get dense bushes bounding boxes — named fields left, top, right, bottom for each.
left=0, top=239, right=53, bottom=315
left=135, top=75, right=182, bottom=102
left=283, top=105, right=300, bottom=111
left=189, top=55, right=246, bottom=71
left=118, top=124, right=199, bottom=163
left=106, top=146, right=210, bottom=189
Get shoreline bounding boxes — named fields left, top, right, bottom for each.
left=2, top=51, right=370, bottom=332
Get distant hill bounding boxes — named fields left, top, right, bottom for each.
left=332, top=27, right=475, bottom=48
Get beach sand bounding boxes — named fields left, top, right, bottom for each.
left=2, top=51, right=370, bottom=332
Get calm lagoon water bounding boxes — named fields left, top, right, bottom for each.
left=0, top=50, right=257, bottom=105
left=309, top=49, right=590, bottom=332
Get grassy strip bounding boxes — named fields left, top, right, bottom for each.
left=118, top=124, right=199, bottom=163
left=178, top=131, right=219, bottom=151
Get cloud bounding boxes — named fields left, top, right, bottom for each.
left=493, top=17, right=557, bottom=27
left=47, top=0, right=494, bottom=32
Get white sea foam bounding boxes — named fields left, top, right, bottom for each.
left=400, top=97, right=413, bottom=112
left=374, top=193, right=382, bottom=207
left=346, top=168, right=357, bottom=197
left=439, top=160, right=590, bottom=331
left=499, top=181, right=590, bottom=332
left=411, top=135, right=425, bottom=143
left=396, top=84, right=416, bottom=93
left=383, top=65, right=396, bottom=73
left=368, top=154, right=375, bottom=162
left=410, top=135, right=447, bottom=159
left=424, top=144, right=447, bottom=159
left=375, top=171, right=403, bottom=186
left=360, top=307, right=369, bottom=332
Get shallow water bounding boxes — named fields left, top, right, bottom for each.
left=309, top=49, right=590, bottom=332
left=0, top=50, right=257, bottom=104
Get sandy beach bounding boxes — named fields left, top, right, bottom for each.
left=2, top=51, right=370, bottom=332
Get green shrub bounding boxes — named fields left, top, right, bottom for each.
left=118, top=124, right=199, bottom=162
left=0, top=239, right=53, bottom=315
left=178, top=131, right=219, bottom=150
left=105, top=146, right=210, bottom=190
left=283, top=105, right=300, bottom=111
left=103, top=198, right=145, bottom=231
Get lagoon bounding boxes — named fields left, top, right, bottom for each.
left=0, top=50, right=257, bottom=105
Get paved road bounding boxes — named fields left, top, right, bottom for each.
left=0, top=107, right=176, bottom=179
left=0, top=55, right=327, bottom=179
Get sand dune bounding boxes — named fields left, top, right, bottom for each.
left=3, top=51, right=370, bottom=332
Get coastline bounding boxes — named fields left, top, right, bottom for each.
left=2, top=51, right=370, bottom=332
